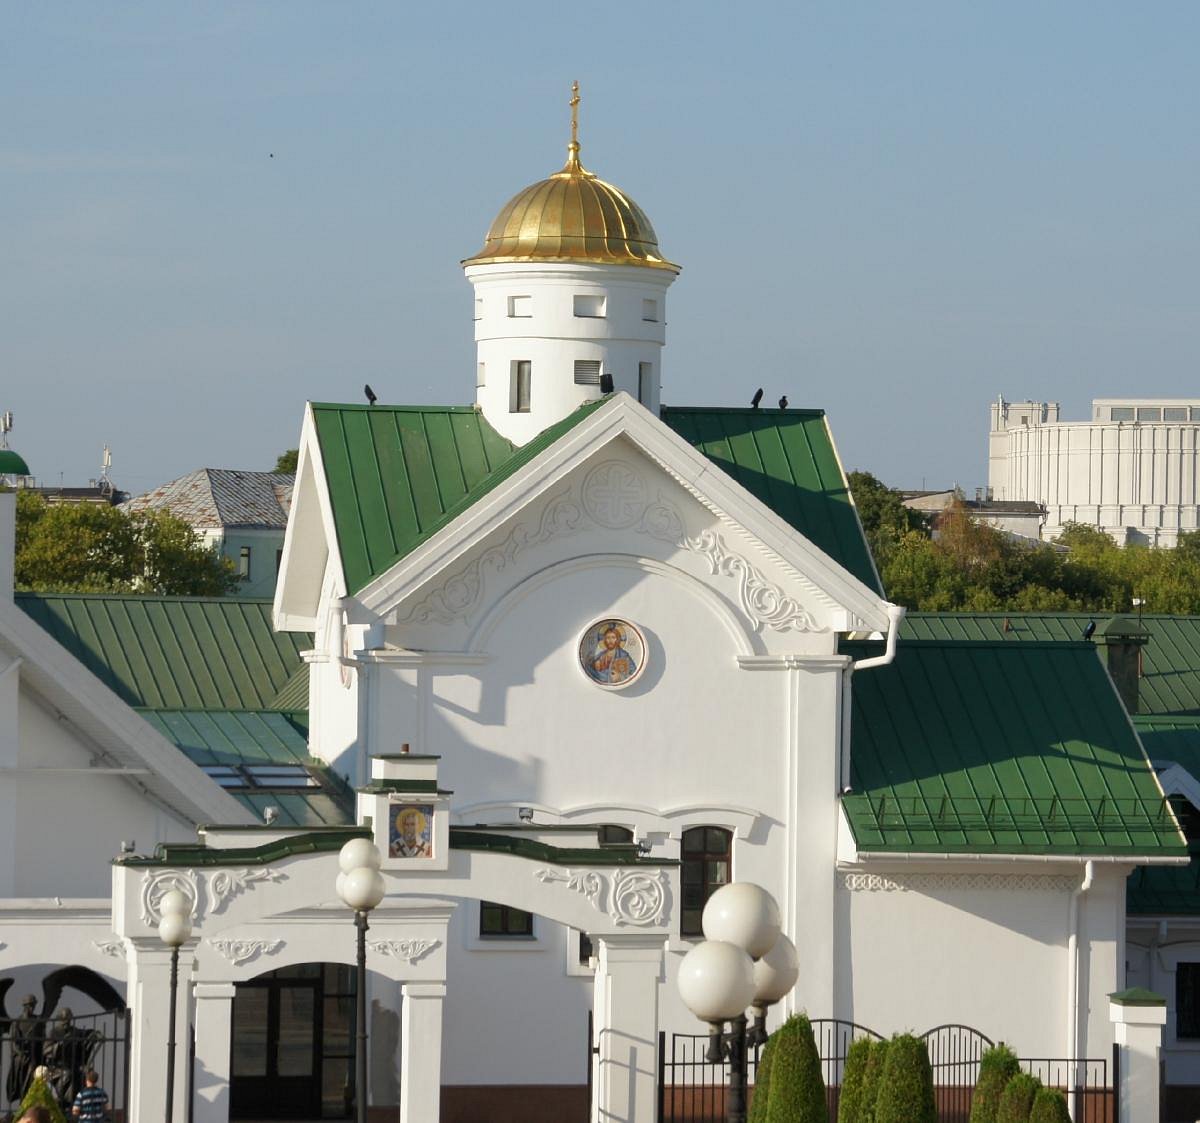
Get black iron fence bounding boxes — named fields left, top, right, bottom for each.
left=657, top=1019, right=1113, bottom=1123
left=0, top=1009, right=130, bottom=1122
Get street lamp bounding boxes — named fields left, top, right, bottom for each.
left=337, top=838, right=386, bottom=1123
left=157, top=888, right=193, bottom=1123
left=677, top=883, right=799, bottom=1123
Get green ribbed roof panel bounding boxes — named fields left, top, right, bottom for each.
left=137, top=708, right=352, bottom=828
left=903, top=612, right=1200, bottom=717
left=17, top=594, right=309, bottom=710
left=661, top=407, right=881, bottom=593
left=312, top=401, right=608, bottom=594
left=845, top=640, right=1184, bottom=855
left=0, top=450, right=31, bottom=476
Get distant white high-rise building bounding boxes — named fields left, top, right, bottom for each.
left=988, top=395, right=1200, bottom=545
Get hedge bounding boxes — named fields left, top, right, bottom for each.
left=874, top=1034, right=937, bottom=1123
left=996, top=1072, right=1042, bottom=1123
left=1028, top=1086, right=1071, bottom=1123
left=837, top=1037, right=875, bottom=1123
left=748, top=1031, right=778, bottom=1123
left=764, top=1015, right=827, bottom=1123
left=969, top=1043, right=1022, bottom=1123
left=857, top=1037, right=892, bottom=1123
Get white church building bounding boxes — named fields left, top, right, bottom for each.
left=0, top=93, right=1192, bottom=1123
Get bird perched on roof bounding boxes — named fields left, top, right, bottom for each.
left=778, top=395, right=789, bottom=411
left=751, top=388, right=763, bottom=409
left=364, top=384, right=378, bottom=406
left=599, top=372, right=614, bottom=395
left=1082, top=620, right=1096, bottom=641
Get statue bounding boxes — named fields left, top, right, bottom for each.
left=42, top=1008, right=100, bottom=1108
left=5, top=995, right=42, bottom=1106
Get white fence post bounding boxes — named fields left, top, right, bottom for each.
left=1108, top=987, right=1166, bottom=1123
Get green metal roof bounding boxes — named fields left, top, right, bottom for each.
left=16, top=593, right=310, bottom=710
left=844, top=640, right=1185, bottom=856
left=314, top=399, right=882, bottom=597
left=137, top=709, right=353, bottom=828
left=312, top=401, right=613, bottom=594
left=0, top=450, right=30, bottom=476
left=901, top=612, right=1200, bottom=717
left=661, top=407, right=882, bottom=593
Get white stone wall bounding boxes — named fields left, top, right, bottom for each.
left=465, top=263, right=675, bottom=445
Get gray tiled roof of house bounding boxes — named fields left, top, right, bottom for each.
left=122, top=469, right=294, bottom=529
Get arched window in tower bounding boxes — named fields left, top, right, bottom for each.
left=680, top=826, right=732, bottom=937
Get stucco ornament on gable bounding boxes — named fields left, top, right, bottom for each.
left=367, top=938, right=440, bottom=964
left=92, top=938, right=125, bottom=959
left=140, top=870, right=200, bottom=925
left=395, top=459, right=830, bottom=634
left=842, top=872, right=1079, bottom=893
left=207, top=937, right=283, bottom=966
left=207, top=868, right=287, bottom=914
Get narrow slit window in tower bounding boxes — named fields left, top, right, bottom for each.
left=511, top=361, right=532, bottom=412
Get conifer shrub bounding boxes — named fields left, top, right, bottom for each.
left=969, top=1043, right=1022, bottom=1123
left=874, top=1033, right=936, bottom=1123
left=16, top=1073, right=68, bottom=1123
left=748, top=1031, right=778, bottom=1123
left=837, top=1036, right=874, bottom=1123
left=995, top=1072, right=1042, bottom=1123
left=764, top=1014, right=827, bottom=1123
left=857, top=1037, right=892, bottom=1123
left=1028, top=1087, right=1071, bottom=1123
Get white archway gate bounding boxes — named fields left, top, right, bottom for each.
left=111, top=753, right=678, bottom=1123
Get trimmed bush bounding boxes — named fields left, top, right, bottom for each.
left=1028, top=1087, right=1071, bottom=1123
left=874, top=1034, right=936, bottom=1123
left=16, top=1074, right=68, bottom=1123
left=837, top=1036, right=875, bottom=1123
left=857, top=1037, right=892, bottom=1123
left=748, top=1031, right=778, bottom=1123
left=996, top=1072, right=1042, bottom=1123
left=969, top=1043, right=1022, bottom=1123
left=765, top=1014, right=827, bottom=1123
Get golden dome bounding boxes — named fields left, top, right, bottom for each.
left=463, top=84, right=679, bottom=273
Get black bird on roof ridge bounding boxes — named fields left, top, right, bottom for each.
left=778, top=395, right=789, bottom=411
left=364, top=384, right=378, bottom=406
left=1082, top=620, right=1096, bottom=641
left=751, top=388, right=763, bottom=409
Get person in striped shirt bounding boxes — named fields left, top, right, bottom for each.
left=71, top=1071, right=108, bottom=1122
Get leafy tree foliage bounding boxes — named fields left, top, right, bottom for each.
left=848, top=471, right=1200, bottom=613
left=273, top=449, right=299, bottom=473
left=16, top=1073, right=68, bottom=1123
left=764, top=1014, right=826, bottom=1123
left=995, top=1072, right=1041, bottom=1123
left=856, top=1037, right=892, bottom=1123
left=748, top=1032, right=777, bottom=1123
left=1028, top=1086, right=1071, bottom=1123
left=14, top=491, right=238, bottom=596
left=836, top=1036, right=874, bottom=1123
left=874, top=1034, right=936, bottom=1123
left=969, top=1043, right=1021, bottom=1123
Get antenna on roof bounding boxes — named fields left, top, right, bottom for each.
left=99, top=445, right=112, bottom=494
left=0, top=411, right=12, bottom=449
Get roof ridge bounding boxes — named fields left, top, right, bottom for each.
left=661, top=405, right=826, bottom=418
left=15, top=592, right=276, bottom=605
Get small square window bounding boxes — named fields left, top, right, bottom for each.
left=574, top=360, right=602, bottom=386
left=508, top=295, right=532, bottom=318
left=480, top=902, right=534, bottom=938
left=573, top=294, right=606, bottom=318
left=474, top=298, right=483, bottom=321
left=1137, top=407, right=1162, bottom=422
left=642, top=299, right=658, bottom=322
left=1165, top=407, right=1188, bottom=421
left=1111, top=407, right=1135, bottom=421
left=1192, top=408, right=1200, bottom=422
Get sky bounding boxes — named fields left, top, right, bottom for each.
left=3, top=2, right=1198, bottom=495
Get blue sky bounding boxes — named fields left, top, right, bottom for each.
left=3, top=2, right=1197, bottom=494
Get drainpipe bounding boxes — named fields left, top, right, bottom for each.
left=852, top=604, right=906, bottom=672
left=1066, top=859, right=1095, bottom=1121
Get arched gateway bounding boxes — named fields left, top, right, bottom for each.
left=112, top=752, right=677, bottom=1123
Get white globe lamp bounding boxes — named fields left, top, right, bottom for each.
left=701, top=882, right=781, bottom=960
left=678, top=940, right=757, bottom=1024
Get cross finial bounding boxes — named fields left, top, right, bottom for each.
left=565, top=80, right=582, bottom=171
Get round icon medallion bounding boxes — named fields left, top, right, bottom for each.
left=578, top=618, right=647, bottom=690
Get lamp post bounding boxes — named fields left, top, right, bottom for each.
left=337, top=838, right=386, bottom=1123
left=677, top=884, right=799, bottom=1123
left=157, top=888, right=193, bottom=1123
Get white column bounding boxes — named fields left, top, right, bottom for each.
left=127, top=939, right=195, bottom=1123
left=591, top=934, right=665, bottom=1123
left=1109, top=989, right=1167, bottom=1123
left=399, top=982, right=445, bottom=1123
left=192, top=982, right=236, bottom=1123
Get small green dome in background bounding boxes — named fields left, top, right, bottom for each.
left=0, top=449, right=31, bottom=476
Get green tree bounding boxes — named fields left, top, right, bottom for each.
left=857, top=1037, right=892, bottom=1123
left=1028, top=1087, right=1071, bottom=1123
left=848, top=471, right=929, bottom=570
left=748, top=1032, right=778, bottom=1123
left=995, top=1072, right=1041, bottom=1123
left=764, top=1014, right=827, bottom=1123
left=837, top=1036, right=875, bottom=1123
left=274, top=449, right=299, bottom=473
left=16, top=1073, right=68, bottom=1123
left=874, top=1034, right=936, bottom=1123
left=14, top=491, right=238, bottom=595
left=969, top=1043, right=1021, bottom=1123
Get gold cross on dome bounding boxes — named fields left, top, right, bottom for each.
left=570, top=81, right=580, bottom=148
